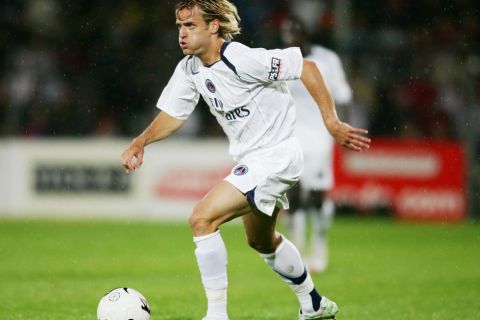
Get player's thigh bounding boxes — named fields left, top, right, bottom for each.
left=242, top=207, right=281, bottom=253
left=190, top=180, right=251, bottom=235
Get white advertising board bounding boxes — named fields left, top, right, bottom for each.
left=0, top=138, right=233, bottom=220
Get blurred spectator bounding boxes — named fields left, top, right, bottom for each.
left=0, top=0, right=478, bottom=140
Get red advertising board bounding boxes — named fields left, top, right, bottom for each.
left=330, top=139, right=466, bottom=222
left=155, top=166, right=232, bottom=199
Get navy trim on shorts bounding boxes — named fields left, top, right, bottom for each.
left=246, top=187, right=257, bottom=210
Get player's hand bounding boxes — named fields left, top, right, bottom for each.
left=328, top=121, right=371, bottom=152
left=122, top=138, right=145, bottom=173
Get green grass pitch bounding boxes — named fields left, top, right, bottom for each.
left=0, top=216, right=479, bottom=319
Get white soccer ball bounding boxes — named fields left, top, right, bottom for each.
left=97, top=287, right=151, bottom=320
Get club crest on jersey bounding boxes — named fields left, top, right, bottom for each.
left=268, top=57, right=281, bottom=80
left=233, top=165, right=248, bottom=176
left=205, top=79, right=216, bottom=93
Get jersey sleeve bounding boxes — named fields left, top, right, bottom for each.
left=156, top=57, right=200, bottom=120
left=222, top=42, right=304, bottom=83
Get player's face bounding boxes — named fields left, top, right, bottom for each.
left=176, top=6, right=214, bottom=56
left=280, top=20, right=303, bottom=47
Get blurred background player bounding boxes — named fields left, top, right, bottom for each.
left=281, top=15, right=354, bottom=273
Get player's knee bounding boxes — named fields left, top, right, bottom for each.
left=247, top=239, right=275, bottom=253
left=310, top=190, right=326, bottom=209
left=188, top=214, right=214, bottom=235
left=189, top=206, right=217, bottom=235
left=246, top=235, right=280, bottom=254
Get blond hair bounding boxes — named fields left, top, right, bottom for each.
left=176, top=0, right=241, bottom=40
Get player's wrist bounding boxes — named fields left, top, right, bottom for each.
left=133, top=135, right=148, bottom=147
left=324, top=117, right=341, bottom=132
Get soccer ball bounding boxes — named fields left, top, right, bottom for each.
left=97, top=287, right=151, bottom=320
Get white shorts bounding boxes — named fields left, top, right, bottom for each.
left=296, top=125, right=334, bottom=191
left=225, top=137, right=303, bottom=216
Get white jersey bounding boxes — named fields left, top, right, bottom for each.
left=287, top=45, right=352, bottom=190
left=289, top=45, right=352, bottom=132
left=157, top=41, right=304, bottom=161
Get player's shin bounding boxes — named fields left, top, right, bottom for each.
left=290, top=209, right=307, bottom=254
left=311, top=199, right=335, bottom=273
left=259, top=234, right=322, bottom=315
left=194, top=231, right=229, bottom=320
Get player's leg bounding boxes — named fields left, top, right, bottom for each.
left=302, top=134, right=334, bottom=274
left=189, top=180, right=251, bottom=320
left=309, top=190, right=334, bottom=274
left=242, top=209, right=338, bottom=319
left=286, top=182, right=308, bottom=254
left=189, top=179, right=251, bottom=236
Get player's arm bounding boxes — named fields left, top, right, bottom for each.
left=300, top=58, right=370, bottom=151
left=122, top=111, right=185, bottom=173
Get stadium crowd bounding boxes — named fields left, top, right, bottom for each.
left=0, top=0, right=479, bottom=148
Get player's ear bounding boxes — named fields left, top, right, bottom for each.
left=210, top=19, right=220, bottom=34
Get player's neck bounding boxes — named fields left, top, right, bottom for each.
left=198, top=38, right=224, bottom=66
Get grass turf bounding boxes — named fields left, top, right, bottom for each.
left=0, top=217, right=479, bottom=320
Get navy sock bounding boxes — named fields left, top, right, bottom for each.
left=309, top=288, right=322, bottom=311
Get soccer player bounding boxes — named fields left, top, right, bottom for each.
left=122, top=1, right=370, bottom=319
left=280, top=16, right=354, bottom=273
